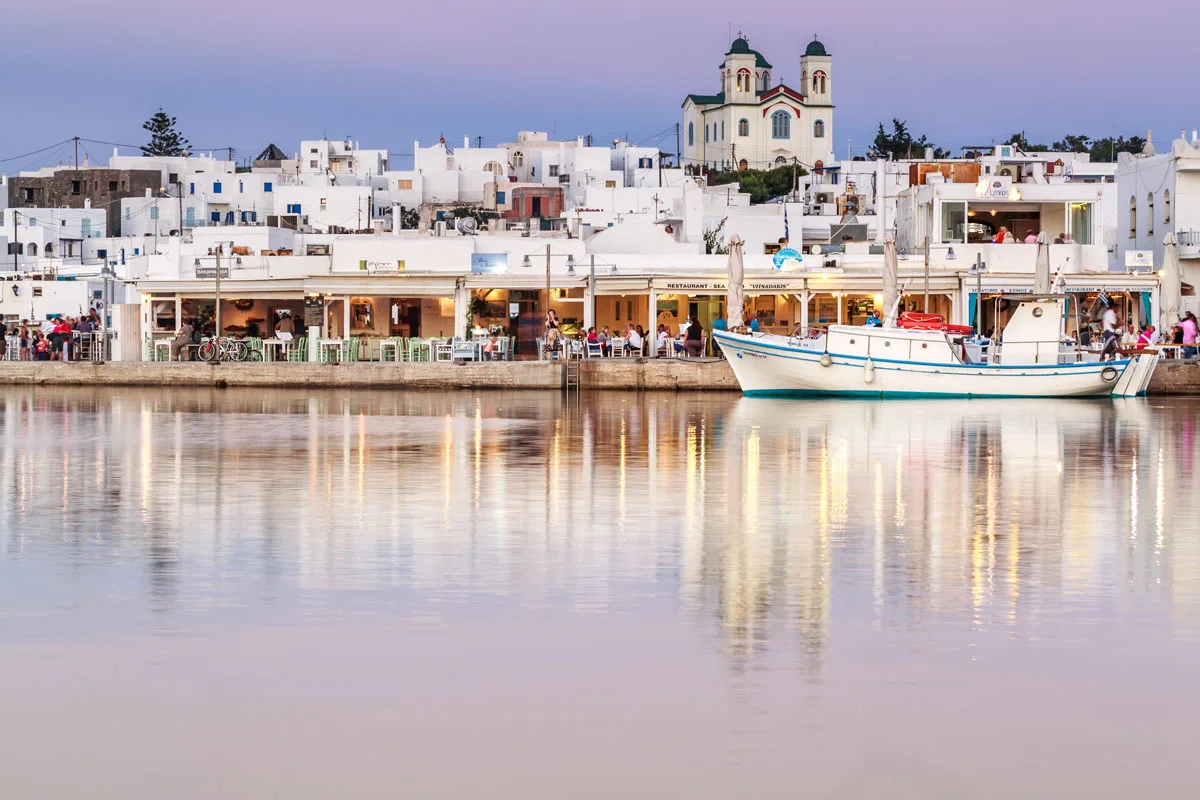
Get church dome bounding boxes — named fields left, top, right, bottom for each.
left=728, top=37, right=751, bottom=54
left=805, top=38, right=828, bottom=56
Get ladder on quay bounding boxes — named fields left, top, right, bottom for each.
left=563, top=360, right=581, bottom=392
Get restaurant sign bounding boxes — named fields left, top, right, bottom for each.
left=975, top=176, right=1018, bottom=200
left=304, top=296, right=324, bottom=326
left=471, top=253, right=508, bottom=274
left=360, top=259, right=405, bottom=272
left=662, top=281, right=726, bottom=291
left=195, top=266, right=229, bottom=279
left=771, top=247, right=803, bottom=270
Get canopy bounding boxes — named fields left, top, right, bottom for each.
left=882, top=233, right=899, bottom=326
left=726, top=234, right=745, bottom=328
left=1162, top=231, right=1182, bottom=328
left=1034, top=231, right=1051, bottom=295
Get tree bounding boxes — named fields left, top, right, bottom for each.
left=1052, top=134, right=1091, bottom=153
left=869, top=119, right=949, bottom=160
left=1089, top=135, right=1147, bottom=162
left=704, top=217, right=729, bottom=255
left=1004, top=132, right=1049, bottom=152
left=141, top=109, right=190, bottom=157
left=708, top=164, right=806, bottom=204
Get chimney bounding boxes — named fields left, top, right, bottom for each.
left=924, top=147, right=933, bottom=160
left=464, top=136, right=470, bottom=149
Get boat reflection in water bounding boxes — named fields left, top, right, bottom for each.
left=2, top=388, right=1200, bottom=798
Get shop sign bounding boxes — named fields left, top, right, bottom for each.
left=748, top=282, right=792, bottom=291
left=360, top=259, right=405, bottom=272
left=771, top=247, right=803, bottom=270
left=975, top=176, right=1018, bottom=200
left=304, top=296, right=324, bottom=327
left=471, top=253, right=508, bottom=274
left=195, top=266, right=229, bottom=279
left=661, top=281, right=726, bottom=291
left=1125, top=251, right=1153, bottom=269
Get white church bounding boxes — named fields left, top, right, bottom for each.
left=682, top=35, right=835, bottom=173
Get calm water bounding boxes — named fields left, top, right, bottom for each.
left=2, top=388, right=1200, bottom=798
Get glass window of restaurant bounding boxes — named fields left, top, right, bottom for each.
left=941, top=201, right=966, bottom=243
left=808, top=292, right=953, bottom=328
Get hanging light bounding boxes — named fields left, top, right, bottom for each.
left=566, top=254, right=576, bottom=275
left=608, top=264, right=618, bottom=276
left=520, top=255, right=532, bottom=269
left=946, top=247, right=957, bottom=260
left=193, top=258, right=201, bottom=267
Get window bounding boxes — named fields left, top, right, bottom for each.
left=263, top=182, right=273, bottom=192
left=189, top=182, right=195, bottom=195
left=286, top=203, right=302, bottom=214
left=213, top=181, right=222, bottom=194
left=513, top=152, right=524, bottom=167
left=108, top=180, right=118, bottom=192
left=22, top=188, right=33, bottom=202
left=1147, top=193, right=1154, bottom=236
left=940, top=201, right=966, bottom=243
left=637, top=158, right=652, bottom=168
left=211, top=211, right=221, bottom=223
left=761, top=71, right=770, bottom=90
left=97, top=249, right=107, bottom=259
left=168, top=172, right=178, bottom=184
left=814, top=119, right=825, bottom=138
left=721, top=121, right=725, bottom=140
left=812, top=71, right=827, bottom=94
left=771, top=110, right=790, bottom=139
left=1164, top=189, right=1171, bottom=224
left=250, top=211, right=257, bottom=222
left=1069, top=202, right=1093, bottom=245
left=549, top=165, right=559, bottom=177
left=737, top=118, right=749, bottom=137
left=125, top=207, right=131, bottom=220
left=320, top=198, right=327, bottom=211
left=1129, top=196, right=1136, bottom=238
left=240, top=211, right=248, bottom=222
left=309, top=160, right=318, bottom=168
left=736, top=68, right=751, bottom=92
left=496, top=191, right=506, bottom=204
left=28, top=217, right=36, bottom=227
left=27, top=243, right=37, bottom=256
left=705, top=124, right=709, bottom=143
left=310, top=148, right=318, bottom=154
left=150, top=207, right=158, bottom=220
left=688, top=122, right=694, bottom=147
left=238, top=181, right=243, bottom=192
left=70, top=180, right=81, bottom=195
left=397, top=179, right=413, bottom=190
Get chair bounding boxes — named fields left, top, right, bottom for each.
left=347, top=337, right=361, bottom=362
left=586, top=341, right=603, bottom=359
left=452, top=339, right=479, bottom=360
left=610, top=337, right=626, bottom=357
left=435, top=340, right=454, bottom=362
left=287, top=337, right=308, bottom=362
left=379, top=338, right=401, bottom=362
left=245, top=337, right=264, bottom=361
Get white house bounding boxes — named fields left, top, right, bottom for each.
left=682, top=36, right=835, bottom=173
left=1117, top=132, right=1200, bottom=282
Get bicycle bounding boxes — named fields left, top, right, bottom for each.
left=197, top=336, right=254, bottom=363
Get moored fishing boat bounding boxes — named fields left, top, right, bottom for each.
left=713, top=297, right=1158, bottom=399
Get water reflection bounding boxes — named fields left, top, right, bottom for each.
left=4, top=388, right=1200, bottom=795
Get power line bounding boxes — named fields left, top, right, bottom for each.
left=0, top=138, right=75, bottom=164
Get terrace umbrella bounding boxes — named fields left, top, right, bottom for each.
left=727, top=234, right=745, bottom=329
left=1162, top=231, right=1182, bottom=329
left=883, top=233, right=899, bottom=326
left=1034, top=231, right=1052, bottom=295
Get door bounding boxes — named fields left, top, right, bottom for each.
left=531, top=196, right=543, bottom=217
left=508, top=290, right=541, bottom=357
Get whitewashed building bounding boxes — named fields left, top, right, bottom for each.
left=1117, top=132, right=1200, bottom=282
left=682, top=36, right=835, bottom=173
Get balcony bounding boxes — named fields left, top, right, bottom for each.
left=1179, top=231, right=1200, bottom=259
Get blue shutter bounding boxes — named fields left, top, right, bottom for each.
left=264, top=182, right=273, bottom=192
left=213, top=181, right=222, bottom=194
left=497, top=191, right=506, bottom=203
left=189, top=183, right=195, bottom=195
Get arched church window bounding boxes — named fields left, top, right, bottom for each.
left=812, top=71, right=827, bottom=94
left=736, top=69, right=751, bottom=92
left=813, top=119, right=825, bottom=138
left=771, top=110, right=790, bottom=139
left=688, top=122, right=694, bottom=147
left=737, top=118, right=749, bottom=137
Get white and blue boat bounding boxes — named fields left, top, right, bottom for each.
left=713, top=297, right=1158, bottom=399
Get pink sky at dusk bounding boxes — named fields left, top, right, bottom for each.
left=1, top=0, right=1195, bottom=167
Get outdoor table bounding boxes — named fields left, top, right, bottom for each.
left=320, top=339, right=346, bottom=362
left=261, top=338, right=291, bottom=362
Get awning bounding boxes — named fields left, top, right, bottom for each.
left=303, top=276, right=458, bottom=296
left=134, top=279, right=306, bottom=299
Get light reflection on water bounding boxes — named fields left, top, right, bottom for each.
left=3, top=388, right=1200, bottom=798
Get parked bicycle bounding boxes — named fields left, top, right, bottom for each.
left=197, top=336, right=261, bottom=363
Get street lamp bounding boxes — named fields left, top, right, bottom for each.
left=968, top=253, right=987, bottom=338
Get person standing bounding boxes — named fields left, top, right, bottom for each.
left=276, top=312, right=295, bottom=342
left=1023, top=230, right=1038, bottom=244
left=1181, top=312, right=1198, bottom=359
left=544, top=310, right=560, bottom=359
left=685, top=317, right=704, bottom=357
left=1100, top=302, right=1121, bottom=362
left=0, top=317, right=7, bottom=361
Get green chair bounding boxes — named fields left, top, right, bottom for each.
left=346, top=337, right=360, bottom=363
left=288, top=337, right=308, bottom=362
left=245, top=337, right=264, bottom=361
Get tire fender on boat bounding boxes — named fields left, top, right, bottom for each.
left=819, top=353, right=832, bottom=368
left=1100, top=365, right=1120, bottom=383
left=864, top=359, right=875, bottom=384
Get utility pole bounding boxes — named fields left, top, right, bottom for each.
left=476, top=135, right=482, bottom=149
left=792, top=158, right=798, bottom=203
left=675, top=123, right=681, bottom=170
left=214, top=244, right=222, bottom=360
left=228, top=146, right=234, bottom=163
left=658, top=153, right=663, bottom=187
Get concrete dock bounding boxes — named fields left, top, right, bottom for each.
left=2, top=358, right=1200, bottom=394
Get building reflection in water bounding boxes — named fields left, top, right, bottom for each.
left=2, top=388, right=1200, bottom=663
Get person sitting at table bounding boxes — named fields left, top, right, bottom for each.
left=656, top=324, right=669, bottom=355
left=598, top=326, right=612, bottom=356
left=624, top=324, right=643, bottom=356
left=171, top=318, right=195, bottom=361
left=684, top=318, right=704, bottom=357
left=276, top=312, right=295, bottom=342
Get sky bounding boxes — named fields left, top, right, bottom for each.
left=2, top=0, right=1196, bottom=172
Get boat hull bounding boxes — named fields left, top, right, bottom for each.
left=713, top=330, right=1138, bottom=399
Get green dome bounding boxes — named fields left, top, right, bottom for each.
left=728, top=37, right=751, bottom=54
left=805, top=38, right=828, bottom=56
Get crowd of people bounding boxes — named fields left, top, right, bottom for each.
left=544, top=312, right=711, bottom=359
left=1, top=311, right=104, bottom=362
left=989, top=227, right=1075, bottom=245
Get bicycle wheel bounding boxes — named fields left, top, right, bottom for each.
left=197, top=340, right=216, bottom=362
left=228, top=340, right=249, bottom=362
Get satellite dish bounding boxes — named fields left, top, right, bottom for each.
left=455, top=217, right=478, bottom=235
left=810, top=245, right=823, bottom=255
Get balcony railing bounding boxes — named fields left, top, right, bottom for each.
left=1180, top=231, right=1200, bottom=258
